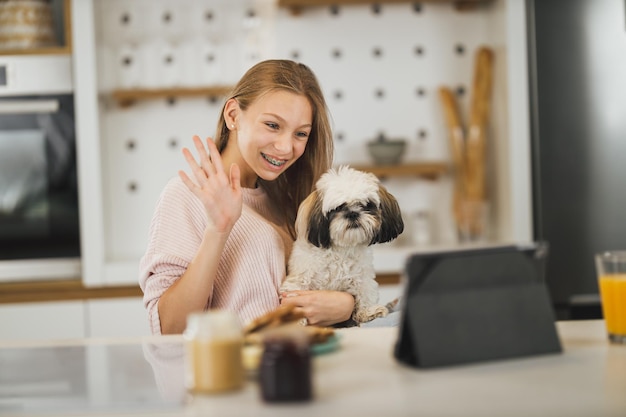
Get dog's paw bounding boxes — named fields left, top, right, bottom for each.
left=278, top=279, right=301, bottom=293
left=355, top=305, right=389, bottom=323
left=279, top=272, right=313, bottom=293
left=279, top=284, right=299, bottom=293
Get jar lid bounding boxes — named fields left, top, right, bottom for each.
left=185, top=310, right=242, bottom=341
left=261, top=324, right=311, bottom=348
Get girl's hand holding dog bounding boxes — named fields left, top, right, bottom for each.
left=280, top=290, right=355, bottom=327
left=179, top=135, right=243, bottom=235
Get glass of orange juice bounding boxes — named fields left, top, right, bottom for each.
left=595, top=251, right=626, bottom=344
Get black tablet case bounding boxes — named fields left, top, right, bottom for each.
left=394, top=243, right=562, bottom=368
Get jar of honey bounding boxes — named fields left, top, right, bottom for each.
left=183, top=310, right=244, bottom=394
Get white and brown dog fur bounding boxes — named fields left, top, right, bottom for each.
left=280, top=165, right=404, bottom=324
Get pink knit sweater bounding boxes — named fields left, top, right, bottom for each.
left=139, top=177, right=293, bottom=335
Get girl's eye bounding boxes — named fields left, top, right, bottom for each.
left=296, top=131, right=309, bottom=139
left=266, top=122, right=279, bottom=130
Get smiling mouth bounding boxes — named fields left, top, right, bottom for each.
left=261, top=153, right=287, bottom=167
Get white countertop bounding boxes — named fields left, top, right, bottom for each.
left=0, top=320, right=625, bottom=417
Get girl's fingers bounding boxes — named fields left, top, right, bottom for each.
left=183, top=135, right=241, bottom=194
left=229, top=163, right=241, bottom=192
left=192, top=135, right=216, bottom=176
left=181, top=147, right=206, bottom=184
left=178, top=170, right=196, bottom=190
left=192, top=135, right=208, bottom=158
left=204, top=137, right=224, bottom=176
left=181, top=147, right=197, bottom=169
left=293, top=306, right=306, bottom=317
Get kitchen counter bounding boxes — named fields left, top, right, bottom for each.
left=0, top=320, right=625, bottom=416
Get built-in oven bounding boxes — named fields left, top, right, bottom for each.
left=0, top=54, right=80, bottom=281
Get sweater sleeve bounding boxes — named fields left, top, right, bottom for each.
left=139, top=177, right=287, bottom=334
left=138, top=177, right=207, bottom=334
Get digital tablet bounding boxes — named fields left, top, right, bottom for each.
left=394, top=242, right=561, bottom=368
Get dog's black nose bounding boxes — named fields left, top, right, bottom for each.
left=345, top=211, right=359, bottom=221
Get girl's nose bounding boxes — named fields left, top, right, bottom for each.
left=273, top=133, right=292, bottom=153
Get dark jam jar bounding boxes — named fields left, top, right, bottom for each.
left=259, top=334, right=312, bottom=402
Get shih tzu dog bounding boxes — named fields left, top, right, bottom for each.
left=280, top=165, right=404, bottom=325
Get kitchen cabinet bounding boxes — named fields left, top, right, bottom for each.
left=0, top=301, right=85, bottom=341
left=0, top=0, right=72, bottom=56
left=0, top=279, right=148, bottom=340
left=86, top=298, right=150, bottom=338
left=0, top=298, right=150, bottom=341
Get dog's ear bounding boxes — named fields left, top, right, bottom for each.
left=305, top=190, right=332, bottom=248
left=294, top=192, right=314, bottom=238
left=371, top=185, right=404, bottom=245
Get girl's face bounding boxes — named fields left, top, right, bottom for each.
left=225, top=90, right=312, bottom=188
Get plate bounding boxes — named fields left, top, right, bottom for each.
left=311, top=334, right=341, bottom=356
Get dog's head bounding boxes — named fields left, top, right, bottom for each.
left=296, top=166, right=404, bottom=249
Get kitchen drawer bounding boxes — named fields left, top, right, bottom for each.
left=86, top=297, right=150, bottom=338
left=0, top=300, right=86, bottom=342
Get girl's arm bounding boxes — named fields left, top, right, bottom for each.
left=158, top=136, right=242, bottom=334
left=156, top=229, right=230, bottom=334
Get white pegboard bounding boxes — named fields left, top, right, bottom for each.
left=93, top=0, right=276, bottom=262
left=275, top=2, right=495, bottom=165
left=100, top=98, right=224, bottom=260
left=94, top=0, right=275, bottom=89
left=90, top=0, right=507, bottom=270
left=273, top=2, right=503, bottom=246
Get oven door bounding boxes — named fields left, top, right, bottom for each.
left=0, top=95, right=80, bottom=281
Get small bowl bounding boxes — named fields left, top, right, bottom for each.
left=367, top=139, right=407, bottom=165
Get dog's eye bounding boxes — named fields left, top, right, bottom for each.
left=327, top=203, right=346, bottom=217
left=337, top=203, right=347, bottom=211
left=363, top=201, right=377, bottom=211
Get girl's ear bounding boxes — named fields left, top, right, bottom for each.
left=223, top=98, right=239, bottom=129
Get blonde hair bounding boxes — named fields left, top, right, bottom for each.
left=215, top=60, right=334, bottom=239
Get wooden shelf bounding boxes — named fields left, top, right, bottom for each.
left=278, top=0, right=492, bottom=13
left=376, top=273, right=401, bottom=285
left=111, top=86, right=234, bottom=107
left=348, top=162, right=448, bottom=179
left=0, top=279, right=142, bottom=304
left=0, top=46, right=72, bottom=56
left=0, top=275, right=400, bottom=303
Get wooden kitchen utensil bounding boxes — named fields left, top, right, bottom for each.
left=438, top=86, right=467, bottom=228
left=438, top=46, right=494, bottom=240
left=466, top=46, right=494, bottom=204
left=462, top=46, right=494, bottom=238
